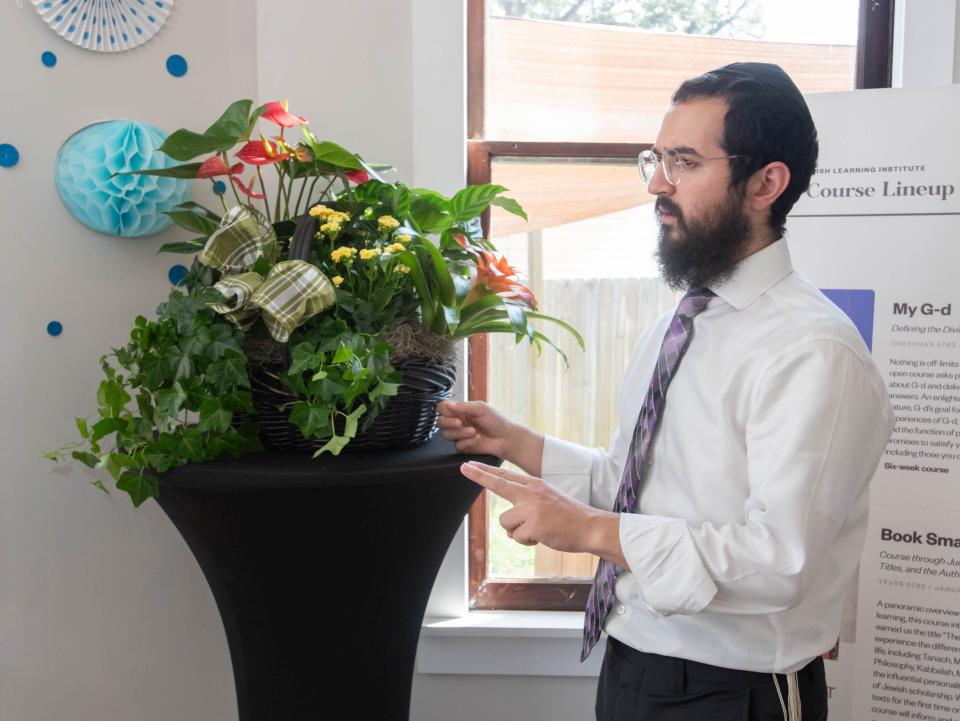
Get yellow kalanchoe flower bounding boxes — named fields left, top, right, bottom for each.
left=385, top=242, right=406, bottom=254
left=309, top=204, right=333, bottom=218
left=320, top=221, right=342, bottom=233
left=332, top=276, right=344, bottom=286
left=331, top=246, right=358, bottom=263
left=378, top=215, right=400, bottom=231
left=397, top=234, right=411, bottom=243
left=359, top=248, right=382, bottom=261
left=394, top=264, right=411, bottom=274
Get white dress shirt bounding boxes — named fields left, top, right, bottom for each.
left=541, top=239, right=894, bottom=673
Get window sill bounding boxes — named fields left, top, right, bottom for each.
left=417, top=611, right=605, bottom=677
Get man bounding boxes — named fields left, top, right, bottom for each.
left=439, top=63, right=893, bottom=721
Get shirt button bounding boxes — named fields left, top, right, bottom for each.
left=615, top=604, right=626, bottom=615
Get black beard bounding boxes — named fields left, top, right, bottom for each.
left=655, top=189, right=751, bottom=292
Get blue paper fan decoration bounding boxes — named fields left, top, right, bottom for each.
left=55, top=120, right=191, bottom=238
left=32, top=0, right=174, bottom=53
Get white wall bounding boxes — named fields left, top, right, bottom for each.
left=0, top=2, right=257, bottom=720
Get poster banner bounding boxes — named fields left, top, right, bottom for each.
left=790, top=85, right=960, bottom=721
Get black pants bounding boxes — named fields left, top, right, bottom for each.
left=596, top=638, right=829, bottom=721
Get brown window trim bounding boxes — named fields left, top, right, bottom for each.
left=466, top=0, right=894, bottom=612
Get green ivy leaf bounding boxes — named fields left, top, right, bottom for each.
left=205, top=353, right=249, bottom=393
left=163, top=346, right=193, bottom=381
left=71, top=450, right=100, bottom=468
left=343, top=404, right=367, bottom=439
left=313, top=434, right=350, bottom=457
left=204, top=324, right=240, bottom=361
left=222, top=389, right=255, bottom=413
left=96, top=379, right=131, bottom=418
left=155, top=383, right=188, bottom=421
left=178, top=427, right=206, bottom=462
left=368, top=381, right=400, bottom=402
left=197, top=398, right=233, bottom=433
left=138, top=353, right=167, bottom=390
left=116, top=471, right=159, bottom=508
left=289, top=342, right=323, bottom=374
left=331, top=346, right=354, bottom=364
left=288, top=400, right=330, bottom=438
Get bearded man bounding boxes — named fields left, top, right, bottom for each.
left=440, top=62, right=893, bottom=721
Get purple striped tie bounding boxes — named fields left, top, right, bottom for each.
left=581, top=287, right=715, bottom=661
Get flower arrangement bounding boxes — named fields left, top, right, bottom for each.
left=47, top=99, right=582, bottom=507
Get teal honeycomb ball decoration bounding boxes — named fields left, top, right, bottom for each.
left=55, top=120, right=191, bottom=237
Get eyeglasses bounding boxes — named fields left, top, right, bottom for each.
left=638, top=148, right=749, bottom=186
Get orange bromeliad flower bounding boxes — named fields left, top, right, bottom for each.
left=470, top=251, right=538, bottom=309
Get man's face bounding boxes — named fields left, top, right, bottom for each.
left=648, top=97, right=751, bottom=291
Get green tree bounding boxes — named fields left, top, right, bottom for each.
left=490, top=0, right=764, bottom=39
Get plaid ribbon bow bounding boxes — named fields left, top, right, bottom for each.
left=200, top=206, right=336, bottom=343
left=581, top=287, right=715, bottom=661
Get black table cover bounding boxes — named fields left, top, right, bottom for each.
left=156, top=435, right=496, bottom=721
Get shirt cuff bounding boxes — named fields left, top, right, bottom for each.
left=618, top=514, right=718, bottom=616
left=540, top=435, right=595, bottom=504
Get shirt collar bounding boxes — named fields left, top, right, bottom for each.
left=708, top=238, right=794, bottom=311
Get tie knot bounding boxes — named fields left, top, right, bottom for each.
left=678, top=287, right=714, bottom=317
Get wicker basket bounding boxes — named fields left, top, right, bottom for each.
left=245, top=354, right=456, bottom=453
left=239, top=212, right=457, bottom=452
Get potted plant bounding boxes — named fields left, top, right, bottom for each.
left=46, top=99, right=583, bottom=507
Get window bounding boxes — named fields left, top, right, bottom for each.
left=467, top=0, right=894, bottom=611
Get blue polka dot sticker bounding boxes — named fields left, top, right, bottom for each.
left=47, top=321, right=63, bottom=337
left=166, top=54, right=188, bottom=78
left=213, top=180, right=227, bottom=196
left=168, top=264, right=188, bottom=286
left=41, top=51, right=57, bottom=68
left=0, top=144, right=19, bottom=168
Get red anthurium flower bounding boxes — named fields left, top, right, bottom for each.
left=472, top=251, right=538, bottom=309
left=236, top=138, right=290, bottom=166
left=261, top=100, right=308, bottom=128
left=232, top=174, right=266, bottom=200
left=345, top=170, right=370, bottom=184
left=196, top=156, right=244, bottom=179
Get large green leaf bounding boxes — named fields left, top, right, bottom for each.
left=526, top=311, right=586, bottom=350
left=159, top=130, right=236, bottom=162
left=409, top=196, right=453, bottom=234
left=243, top=103, right=268, bottom=141
left=302, top=128, right=363, bottom=170
left=205, top=99, right=255, bottom=141
left=394, top=250, right=434, bottom=327
left=159, top=100, right=254, bottom=161
left=165, top=202, right=221, bottom=236
left=490, top=195, right=528, bottom=221
left=117, top=162, right=202, bottom=179
left=158, top=239, right=207, bottom=254
left=417, top=241, right=456, bottom=307
left=449, top=184, right=507, bottom=222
